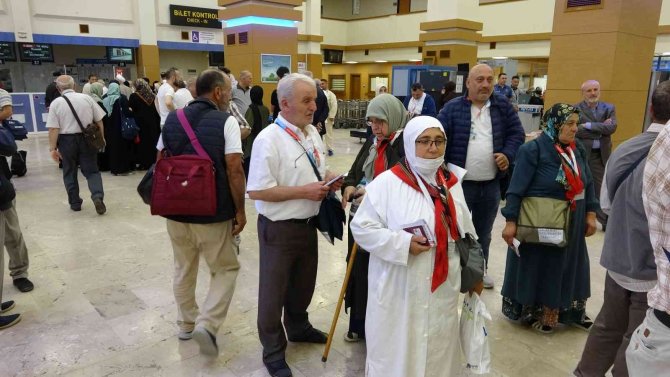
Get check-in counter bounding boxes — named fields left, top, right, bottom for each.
left=518, top=104, right=543, bottom=133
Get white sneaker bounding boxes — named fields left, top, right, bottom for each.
left=483, top=274, right=494, bottom=289
left=178, top=330, right=192, bottom=340
left=193, top=327, right=218, bottom=356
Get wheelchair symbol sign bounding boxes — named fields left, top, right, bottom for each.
left=192, top=31, right=200, bottom=43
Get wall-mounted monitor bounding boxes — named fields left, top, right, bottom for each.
left=106, top=47, right=135, bottom=64
left=323, top=49, right=343, bottom=64
left=208, top=51, right=224, bottom=67
left=0, top=42, right=16, bottom=61
left=18, top=43, right=54, bottom=62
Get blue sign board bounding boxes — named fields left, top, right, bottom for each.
left=32, top=93, right=48, bottom=132
left=9, top=94, right=35, bottom=132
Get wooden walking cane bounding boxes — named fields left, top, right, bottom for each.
left=322, top=242, right=359, bottom=362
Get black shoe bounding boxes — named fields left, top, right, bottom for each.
left=93, top=199, right=106, bottom=215
left=1, top=301, right=15, bottom=313
left=0, top=313, right=21, bottom=330
left=13, top=278, right=34, bottom=292
left=288, top=328, right=328, bottom=344
left=70, top=204, right=82, bottom=212
left=263, top=359, right=293, bottom=377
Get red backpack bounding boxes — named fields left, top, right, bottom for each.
left=150, top=109, right=217, bottom=216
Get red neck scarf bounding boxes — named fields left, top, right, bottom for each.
left=391, top=159, right=460, bottom=292
left=554, top=143, right=584, bottom=210
left=373, top=132, right=396, bottom=178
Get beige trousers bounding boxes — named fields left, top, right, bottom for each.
left=167, top=219, right=240, bottom=335
left=325, top=118, right=335, bottom=151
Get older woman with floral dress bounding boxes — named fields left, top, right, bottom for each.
left=501, top=103, right=599, bottom=333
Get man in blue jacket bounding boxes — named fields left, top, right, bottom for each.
left=437, top=64, right=524, bottom=289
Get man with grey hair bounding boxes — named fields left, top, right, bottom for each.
left=232, top=70, right=252, bottom=116
left=46, top=75, right=107, bottom=214
left=248, top=72, right=344, bottom=377
left=576, top=79, right=617, bottom=231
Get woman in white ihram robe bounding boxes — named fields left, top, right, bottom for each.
left=350, top=116, right=477, bottom=377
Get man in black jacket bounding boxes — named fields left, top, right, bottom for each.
left=303, top=71, right=329, bottom=139
left=161, top=69, right=246, bottom=356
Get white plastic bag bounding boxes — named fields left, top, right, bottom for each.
left=460, top=292, right=492, bottom=374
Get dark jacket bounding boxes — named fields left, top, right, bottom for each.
left=437, top=92, right=525, bottom=179
left=342, top=132, right=406, bottom=191
left=161, top=99, right=235, bottom=224
left=575, top=100, right=617, bottom=164
left=45, top=82, right=60, bottom=108
left=314, top=85, right=329, bottom=135
left=404, top=94, right=437, bottom=118
left=0, top=156, right=15, bottom=211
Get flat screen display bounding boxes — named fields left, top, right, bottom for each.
left=106, top=47, right=135, bottom=63
left=208, top=51, right=224, bottom=67
left=0, top=42, right=16, bottom=61
left=18, top=43, right=54, bottom=62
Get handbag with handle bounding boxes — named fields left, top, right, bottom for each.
left=119, top=101, right=140, bottom=140
left=0, top=123, right=17, bottom=157
left=516, top=196, right=570, bottom=248
left=150, top=109, right=217, bottom=216
left=62, top=95, right=106, bottom=150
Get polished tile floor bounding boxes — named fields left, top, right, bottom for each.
left=1, top=130, right=608, bottom=376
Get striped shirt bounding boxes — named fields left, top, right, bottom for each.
left=643, top=123, right=670, bottom=313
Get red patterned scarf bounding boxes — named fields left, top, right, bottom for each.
left=373, top=132, right=396, bottom=178
left=391, top=159, right=459, bottom=292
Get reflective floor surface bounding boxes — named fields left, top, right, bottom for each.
left=1, top=129, right=607, bottom=376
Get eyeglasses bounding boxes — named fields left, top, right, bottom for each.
left=415, top=139, right=446, bottom=148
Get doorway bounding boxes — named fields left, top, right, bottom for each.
left=350, top=74, right=361, bottom=100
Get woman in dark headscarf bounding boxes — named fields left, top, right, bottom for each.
left=243, top=85, right=270, bottom=177
left=500, top=103, right=599, bottom=334
left=129, top=78, right=161, bottom=170
left=102, top=83, right=134, bottom=175
left=438, top=81, right=459, bottom=110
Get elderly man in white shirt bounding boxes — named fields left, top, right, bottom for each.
left=247, top=73, right=344, bottom=377
left=46, top=75, right=107, bottom=214
left=319, top=78, right=338, bottom=156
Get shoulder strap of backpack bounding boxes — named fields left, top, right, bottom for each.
left=175, top=108, right=211, bottom=162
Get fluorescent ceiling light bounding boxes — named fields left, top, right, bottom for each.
left=662, top=52, right=670, bottom=56
left=408, top=59, right=421, bottom=62
left=322, top=62, right=332, bottom=65
left=375, top=60, right=388, bottom=63
left=225, top=16, right=296, bottom=28
left=345, top=61, right=358, bottom=64
left=492, top=56, right=508, bottom=59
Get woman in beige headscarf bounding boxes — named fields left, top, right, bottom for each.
left=340, top=93, right=411, bottom=342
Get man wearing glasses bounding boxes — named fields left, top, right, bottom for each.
left=247, top=73, right=344, bottom=377
left=437, top=64, right=524, bottom=289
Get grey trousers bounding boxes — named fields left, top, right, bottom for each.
left=257, top=215, right=318, bottom=363
left=588, top=150, right=607, bottom=226
left=58, top=134, right=104, bottom=206
left=574, top=273, right=648, bottom=377
left=4, top=200, right=28, bottom=279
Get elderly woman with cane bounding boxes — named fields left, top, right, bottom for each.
left=340, top=93, right=410, bottom=342
left=350, top=116, right=478, bottom=377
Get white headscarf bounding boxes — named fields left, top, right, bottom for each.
left=403, top=116, right=446, bottom=201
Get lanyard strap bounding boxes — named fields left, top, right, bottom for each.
left=275, top=120, right=322, bottom=181
left=555, top=144, right=579, bottom=177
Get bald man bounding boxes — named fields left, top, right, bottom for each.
left=575, top=80, right=617, bottom=231
left=232, top=70, right=252, bottom=116
left=437, top=64, right=525, bottom=289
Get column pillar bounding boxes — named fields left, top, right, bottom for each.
left=135, top=0, right=160, bottom=81
left=545, top=0, right=662, bottom=145
left=219, top=0, right=302, bottom=105
left=297, top=0, right=323, bottom=78
left=419, top=0, right=482, bottom=68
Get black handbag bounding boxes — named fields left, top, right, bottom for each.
left=119, top=102, right=139, bottom=140
left=11, top=150, right=27, bottom=177
left=137, top=163, right=155, bottom=205
left=0, top=123, right=17, bottom=157
left=456, top=233, right=485, bottom=293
